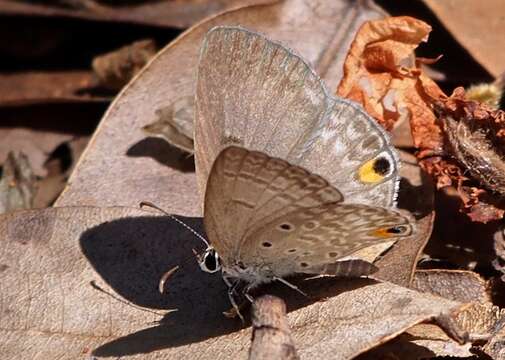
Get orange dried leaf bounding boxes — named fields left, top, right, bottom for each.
left=337, top=16, right=445, bottom=152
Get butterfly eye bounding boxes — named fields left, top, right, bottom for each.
left=358, top=153, right=394, bottom=184
left=200, top=248, right=221, bottom=273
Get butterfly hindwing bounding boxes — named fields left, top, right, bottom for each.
left=195, top=26, right=399, bottom=208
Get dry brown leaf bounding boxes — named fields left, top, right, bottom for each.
left=0, top=206, right=464, bottom=359
left=412, top=269, right=489, bottom=303
left=55, top=0, right=387, bottom=215
left=92, top=39, right=158, bottom=91
left=0, top=0, right=269, bottom=29
left=373, top=151, right=434, bottom=287
left=0, top=151, right=36, bottom=214
left=0, top=71, right=108, bottom=106
left=422, top=0, right=505, bottom=78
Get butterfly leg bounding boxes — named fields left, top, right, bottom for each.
left=222, top=275, right=245, bottom=322
left=273, top=276, right=308, bottom=297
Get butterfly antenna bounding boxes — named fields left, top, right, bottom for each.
left=139, top=201, right=210, bottom=247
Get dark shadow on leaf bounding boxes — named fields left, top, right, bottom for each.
left=127, top=137, right=195, bottom=172
left=80, top=215, right=374, bottom=356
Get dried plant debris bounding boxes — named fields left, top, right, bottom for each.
left=0, top=71, right=109, bottom=106
left=142, top=96, right=195, bottom=154
left=466, top=75, right=504, bottom=110
left=493, top=226, right=505, bottom=282
left=92, top=39, right=158, bottom=91
left=0, top=0, right=262, bottom=29
left=423, top=87, right=505, bottom=222
left=0, top=151, right=37, bottom=214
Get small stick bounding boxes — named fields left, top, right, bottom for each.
left=249, top=295, right=299, bottom=360
left=158, top=265, right=180, bottom=294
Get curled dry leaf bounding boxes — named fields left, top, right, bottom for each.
left=411, top=268, right=505, bottom=353
left=142, top=96, right=195, bottom=154
left=336, top=15, right=445, bottom=152
left=56, top=0, right=387, bottom=215
left=412, top=269, right=489, bottom=303
left=92, top=39, right=158, bottom=91
left=0, top=207, right=464, bottom=359
left=373, top=151, right=434, bottom=287
left=0, top=151, right=36, bottom=214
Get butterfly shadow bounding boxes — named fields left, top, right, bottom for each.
left=80, top=215, right=377, bottom=357
left=126, top=137, right=195, bottom=172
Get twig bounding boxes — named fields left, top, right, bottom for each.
left=249, top=295, right=299, bottom=360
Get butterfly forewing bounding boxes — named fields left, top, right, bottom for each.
left=204, top=146, right=344, bottom=265
left=195, top=26, right=399, bottom=208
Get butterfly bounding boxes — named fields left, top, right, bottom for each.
left=161, top=26, right=414, bottom=319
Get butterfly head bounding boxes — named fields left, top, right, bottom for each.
left=196, top=247, right=222, bottom=273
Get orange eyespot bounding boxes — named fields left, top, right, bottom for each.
left=370, top=225, right=408, bottom=238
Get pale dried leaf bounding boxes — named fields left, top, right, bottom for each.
left=142, top=96, right=195, bottom=154
left=0, top=0, right=270, bottom=29
left=0, top=128, right=73, bottom=176
left=0, top=207, right=463, bottom=359
left=0, top=151, right=36, bottom=214
left=55, top=0, right=387, bottom=215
